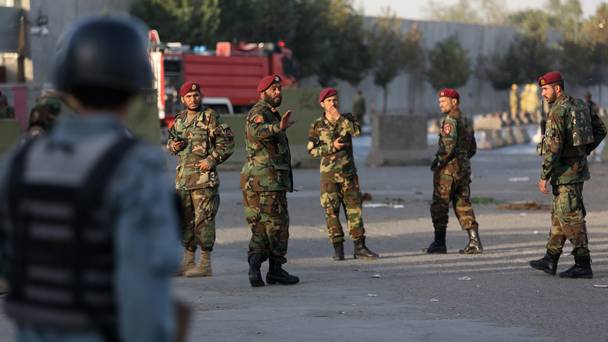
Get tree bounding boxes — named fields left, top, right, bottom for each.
left=131, top=0, right=220, bottom=46
left=424, top=0, right=507, bottom=25
left=368, top=8, right=407, bottom=114
left=426, top=36, right=471, bottom=90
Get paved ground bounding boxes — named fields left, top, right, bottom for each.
left=2, top=135, right=608, bottom=341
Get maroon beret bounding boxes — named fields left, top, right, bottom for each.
left=257, top=74, right=282, bottom=93
left=318, top=87, right=338, bottom=103
left=179, top=81, right=201, bottom=97
left=538, top=71, right=563, bottom=86
left=438, top=88, right=459, bottom=100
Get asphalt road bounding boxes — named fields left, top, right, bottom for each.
left=2, top=138, right=608, bottom=341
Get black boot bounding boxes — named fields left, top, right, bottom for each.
left=353, top=238, right=379, bottom=259
left=248, top=254, right=265, bottom=287
left=266, top=259, right=299, bottom=285
left=425, top=230, right=447, bottom=254
left=332, top=242, right=345, bottom=261
left=529, top=251, right=561, bottom=275
left=559, top=255, right=593, bottom=279
left=459, top=228, right=483, bottom=254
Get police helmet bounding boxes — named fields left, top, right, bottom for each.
left=52, top=16, right=153, bottom=93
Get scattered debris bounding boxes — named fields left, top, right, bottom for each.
left=370, top=274, right=382, bottom=279
left=363, top=203, right=404, bottom=209
left=430, top=298, right=440, bottom=302
left=497, top=201, right=551, bottom=211
left=593, top=284, right=608, bottom=288
left=533, top=230, right=540, bottom=235
left=508, top=177, right=530, bottom=182
left=458, top=276, right=472, bottom=281
left=367, top=293, right=378, bottom=297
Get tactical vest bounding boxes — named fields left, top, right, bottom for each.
left=568, top=97, right=595, bottom=147
left=4, top=132, right=137, bottom=342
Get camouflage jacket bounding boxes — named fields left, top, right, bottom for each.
left=27, top=95, right=63, bottom=137
left=240, top=100, right=293, bottom=192
left=167, top=107, right=234, bottom=190
left=435, top=108, right=476, bottom=177
left=0, top=105, right=14, bottom=119
left=307, top=112, right=360, bottom=181
left=541, top=93, right=589, bottom=184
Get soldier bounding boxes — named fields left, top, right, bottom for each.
left=26, top=92, right=63, bottom=138
left=0, top=90, right=15, bottom=119
left=167, top=81, right=234, bottom=277
left=584, top=91, right=600, bottom=117
left=241, top=74, right=299, bottom=287
left=352, top=89, right=366, bottom=125
left=307, top=88, right=379, bottom=261
left=530, top=71, right=606, bottom=279
left=426, top=88, right=482, bottom=254
left=0, top=16, right=181, bottom=341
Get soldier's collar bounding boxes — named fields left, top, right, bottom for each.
left=448, top=108, right=462, bottom=118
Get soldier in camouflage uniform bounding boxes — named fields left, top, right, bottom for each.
left=241, top=74, right=299, bottom=287
left=167, top=81, right=234, bottom=277
left=0, top=91, right=15, bottom=119
left=26, top=93, right=63, bottom=138
left=307, top=88, right=379, bottom=261
left=426, top=88, right=482, bottom=254
left=530, top=71, right=606, bottom=279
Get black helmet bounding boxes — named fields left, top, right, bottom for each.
left=52, top=16, right=153, bottom=93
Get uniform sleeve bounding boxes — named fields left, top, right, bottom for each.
left=165, top=120, right=180, bottom=154
left=111, top=145, right=181, bottom=342
left=587, top=111, right=607, bottom=154
left=436, top=117, right=458, bottom=164
left=248, top=111, right=282, bottom=140
left=205, top=111, right=235, bottom=168
left=307, top=122, right=334, bottom=158
left=541, top=110, right=565, bottom=180
left=342, top=114, right=361, bottom=137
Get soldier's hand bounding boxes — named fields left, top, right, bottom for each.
left=333, top=137, right=348, bottom=150
left=538, top=179, right=550, bottom=194
left=327, top=105, right=341, bottom=120
left=171, top=140, right=187, bottom=152
left=430, top=158, right=439, bottom=171
left=280, top=110, right=295, bottom=130
left=197, top=160, right=211, bottom=171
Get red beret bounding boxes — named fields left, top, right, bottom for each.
left=538, top=71, right=563, bottom=86
left=438, top=88, right=459, bottom=100
left=179, top=81, right=201, bottom=97
left=318, top=88, right=338, bottom=103
left=257, top=74, right=282, bottom=93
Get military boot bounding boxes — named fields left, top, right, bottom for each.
left=185, top=251, right=212, bottom=277
left=332, top=242, right=345, bottom=261
left=266, top=259, right=299, bottom=285
left=353, top=238, right=379, bottom=259
left=529, top=251, right=561, bottom=275
left=459, top=228, right=483, bottom=254
left=175, top=249, right=196, bottom=276
left=248, top=254, right=265, bottom=287
left=559, top=255, right=593, bottom=279
left=424, top=230, right=447, bottom=254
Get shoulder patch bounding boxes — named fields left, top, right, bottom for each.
left=254, top=115, right=264, bottom=124
left=442, top=122, right=453, bottom=135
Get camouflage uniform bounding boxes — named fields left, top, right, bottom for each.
left=431, top=108, right=478, bottom=232
left=240, top=99, right=293, bottom=264
left=307, top=112, right=365, bottom=244
left=541, top=93, right=595, bottom=257
left=167, top=107, right=234, bottom=252
left=26, top=95, right=63, bottom=138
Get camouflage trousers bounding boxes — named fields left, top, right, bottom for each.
left=242, top=190, right=289, bottom=264
left=320, top=175, right=365, bottom=244
left=178, top=187, right=219, bottom=252
left=430, top=170, right=478, bottom=231
left=546, top=183, right=589, bottom=257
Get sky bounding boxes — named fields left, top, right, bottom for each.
left=357, top=0, right=606, bottom=20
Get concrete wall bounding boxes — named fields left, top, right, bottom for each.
left=302, top=18, right=608, bottom=118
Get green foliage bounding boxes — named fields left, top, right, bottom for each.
left=424, top=0, right=507, bottom=25
left=426, top=36, right=471, bottom=90
left=131, top=0, right=220, bottom=46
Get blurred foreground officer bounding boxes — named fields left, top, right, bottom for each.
left=530, top=71, right=606, bottom=279
left=0, top=16, right=182, bottom=341
left=307, top=88, right=378, bottom=261
left=167, top=81, right=234, bottom=277
left=426, top=89, right=482, bottom=254
left=241, top=75, right=299, bottom=287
